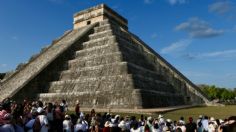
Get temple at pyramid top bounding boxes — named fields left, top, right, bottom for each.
left=73, top=4, right=128, bottom=30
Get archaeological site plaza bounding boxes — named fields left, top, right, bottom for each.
left=0, top=4, right=210, bottom=109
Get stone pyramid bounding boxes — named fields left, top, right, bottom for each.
left=0, top=4, right=209, bottom=108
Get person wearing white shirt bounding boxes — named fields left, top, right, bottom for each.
left=37, top=107, right=49, bottom=132
left=63, top=115, right=73, bottom=132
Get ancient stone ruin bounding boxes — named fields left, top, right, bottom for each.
left=0, top=4, right=210, bottom=109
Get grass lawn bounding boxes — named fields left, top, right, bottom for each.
left=68, top=105, right=236, bottom=122
left=160, top=105, right=236, bottom=121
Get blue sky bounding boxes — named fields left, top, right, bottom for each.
left=0, top=0, right=236, bottom=88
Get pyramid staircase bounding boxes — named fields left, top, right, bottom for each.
left=33, top=20, right=188, bottom=108
left=0, top=4, right=210, bottom=109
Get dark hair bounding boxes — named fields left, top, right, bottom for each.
left=228, top=116, right=236, bottom=121
left=154, top=123, right=159, bottom=129
left=37, top=101, right=43, bottom=107
left=176, top=128, right=182, bottom=132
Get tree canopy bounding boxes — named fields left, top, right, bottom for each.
left=199, top=85, right=236, bottom=101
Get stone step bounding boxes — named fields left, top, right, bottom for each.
left=59, top=62, right=129, bottom=80
left=47, top=73, right=174, bottom=94
left=88, top=30, right=113, bottom=40
left=74, top=40, right=162, bottom=76
left=99, top=19, right=112, bottom=26
left=38, top=89, right=184, bottom=108
left=60, top=61, right=165, bottom=84
left=94, top=24, right=115, bottom=33
left=76, top=40, right=157, bottom=72
left=75, top=43, right=120, bottom=57
left=47, top=74, right=134, bottom=93
left=126, top=63, right=165, bottom=81
left=37, top=89, right=135, bottom=108
left=82, top=36, right=116, bottom=49
left=116, top=36, right=143, bottom=52
left=131, top=74, right=174, bottom=92
left=68, top=52, right=123, bottom=70
left=132, top=89, right=185, bottom=107
left=99, top=19, right=124, bottom=29
left=121, top=48, right=157, bottom=71
left=76, top=39, right=146, bottom=59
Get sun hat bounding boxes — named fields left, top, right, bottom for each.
left=104, top=121, right=110, bottom=127
left=118, top=120, right=127, bottom=130
left=199, top=115, right=203, bottom=118
left=65, top=115, right=71, bottom=119
left=37, top=107, right=44, bottom=114
left=219, top=119, right=224, bottom=124
left=147, top=116, right=153, bottom=121
left=115, top=115, right=120, bottom=119
left=210, top=117, right=215, bottom=121
left=166, top=119, right=172, bottom=123
left=158, top=114, right=163, bottom=119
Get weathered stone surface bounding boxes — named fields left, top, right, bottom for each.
left=0, top=23, right=97, bottom=100
left=0, top=4, right=210, bottom=108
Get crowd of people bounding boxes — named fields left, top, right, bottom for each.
left=0, top=98, right=235, bottom=132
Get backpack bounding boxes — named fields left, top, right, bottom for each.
left=33, top=117, right=42, bottom=132
left=198, top=119, right=202, bottom=127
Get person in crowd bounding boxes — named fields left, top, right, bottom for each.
left=130, top=121, right=140, bottom=132
left=1, top=97, right=236, bottom=132
left=152, top=119, right=160, bottom=132
left=139, top=115, right=145, bottom=127
left=61, top=100, right=69, bottom=113
left=176, top=120, right=186, bottom=132
left=166, top=119, right=173, bottom=131
left=75, top=100, right=81, bottom=117
left=185, top=117, right=197, bottom=132
left=208, top=117, right=218, bottom=132
left=179, top=116, right=185, bottom=125
left=202, top=116, right=209, bottom=132
left=63, top=115, right=73, bottom=132
left=54, top=103, right=65, bottom=132
left=118, top=117, right=129, bottom=132
left=0, top=109, right=15, bottom=131
left=103, top=121, right=111, bottom=132
left=36, top=107, right=49, bottom=132
left=158, top=114, right=165, bottom=131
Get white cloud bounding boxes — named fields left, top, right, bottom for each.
left=184, top=49, right=236, bottom=60
left=0, top=64, right=7, bottom=67
left=167, top=0, right=187, bottom=5
left=200, top=50, right=236, bottom=58
left=209, top=1, right=232, bottom=15
left=161, top=39, right=191, bottom=54
left=151, top=33, right=158, bottom=39
left=175, top=17, right=224, bottom=38
left=144, top=0, right=154, bottom=4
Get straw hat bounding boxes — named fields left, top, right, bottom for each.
left=104, top=121, right=110, bottom=127
left=158, top=114, right=164, bottom=119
